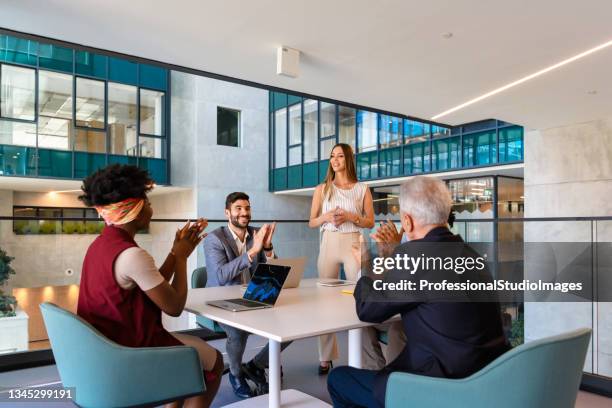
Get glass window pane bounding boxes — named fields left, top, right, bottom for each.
left=217, top=107, right=240, bottom=147
left=39, top=44, right=73, bottom=73
left=0, top=145, right=33, bottom=176
left=303, top=99, right=318, bottom=163
left=76, top=77, right=105, bottom=129
left=404, top=120, right=430, bottom=139
left=0, top=120, right=36, bottom=147
left=289, top=146, right=302, bottom=166
left=499, top=126, right=523, bottom=162
left=140, top=89, right=165, bottom=136
left=38, top=70, right=73, bottom=150
left=289, top=103, right=302, bottom=145
left=432, top=125, right=451, bottom=139
left=138, top=136, right=164, bottom=159
left=379, top=115, right=402, bottom=149
left=320, top=138, right=336, bottom=160
left=357, top=110, right=377, bottom=152
left=1, top=64, right=35, bottom=121
left=108, top=82, right=137, bottom=155
left=74, top=129, right=106, bottom=153
left=0, top=35, right=38, bottom=66
left=76, top=51, right=107, bottom=78
left=13, top=207, right=38, bottom=235
left=320, top=102, right=335, bottom=139
left=39, top=117, right=71, bottom=150
left=274, top=108, right=287, bottom=168
left=338, top=106, right=356, bottom=150
left=37, top=207, right=62, bottom=234
left=448, top=177, right=494, bottom=218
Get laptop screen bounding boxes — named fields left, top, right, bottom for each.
left=243, top=263, right=291, bottom=305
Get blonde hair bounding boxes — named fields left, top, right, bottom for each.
left=322, top=143, right=358, bottom=201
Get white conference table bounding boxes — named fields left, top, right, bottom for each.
left=185, top=278, right=387, bottom=408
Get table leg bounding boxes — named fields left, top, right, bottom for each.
left=348, top=328, right=362, bottom=368
left=268, top=339, right=281, bottom=408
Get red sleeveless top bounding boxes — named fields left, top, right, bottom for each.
left=77, top=225, right=181, bottom=347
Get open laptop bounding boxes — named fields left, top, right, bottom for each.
left=267, top=257, right=307, bottom=288
left=206, top=263, right=291, bottom=312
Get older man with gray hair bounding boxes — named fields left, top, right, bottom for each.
left=327, top=176, right=509, bottom=408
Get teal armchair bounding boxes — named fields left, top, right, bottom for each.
left=386, top=328, right=591, bottom=408
left=40, top=302, right=205, bottom=408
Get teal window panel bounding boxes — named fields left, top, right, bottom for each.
left=379, top=147, right=401, bottom=178
left=319, top=160, right=329, bottom=183
left=139, top=158, right=167, bottom=185
left=0, top=35, right=38, bottom=66
left=74, top=152, right=106, bottom=179
left=272, top=92, right=288, bottom=111
left=108, top=154, right=137, bottom=166
left=288, top=165, right=302, bottom=189
left=273, top=167, right=288, bottom=190
left=139, top=64, right=167, bottom=91
left=432, top=137, right=460, bottom=171
left=499, top=126, right=523, bottom=162
left=37, top=149, right=72, bottom=178
left=75, top=51, right=107, bottom=78
left=403, top=142, right=430, bottom=174
left=287, top=94, right=302, bottom=106
left=109, top=57, right=138, bottom=85
left=39, top=43, right=73, bottom=73
left=303, top=162, right=318, bottom=187
left=463, top=131, right=496, bottom=166
left=357, top=151, right=378, bottom=180
left=0, top=145, right=33, bottom=176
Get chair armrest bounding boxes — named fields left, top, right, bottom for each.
left=72, top=344, right=204, bottom=408
left=385, top=372, right=477, bottom=408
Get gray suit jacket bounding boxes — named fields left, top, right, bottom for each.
left=203, top=226, right=271, bottom=286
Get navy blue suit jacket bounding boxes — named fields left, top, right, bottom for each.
left=354, top=227, right=510, bottom=407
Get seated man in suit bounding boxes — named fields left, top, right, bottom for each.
left=328, top=176, right=510, bottom=408
left=204, top=192, right=290, bottom=398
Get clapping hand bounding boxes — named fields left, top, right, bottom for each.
left=263, top=222, right=276, bottom=250
left=172, top=219, right=207, bottom=259
left=370, top=220, right=403, bottom=257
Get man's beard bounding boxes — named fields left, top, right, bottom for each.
left=230, top=215, right=250, bottom=229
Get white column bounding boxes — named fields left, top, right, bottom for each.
left=268, top=339, right=281, bottom=408
left=348, top=328, right=362, bottom=368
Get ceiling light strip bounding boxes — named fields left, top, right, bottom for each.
left=431, top=38, right=612, bottom=120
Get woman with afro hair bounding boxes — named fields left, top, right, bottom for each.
left=77, top=164, right=222, bottom=408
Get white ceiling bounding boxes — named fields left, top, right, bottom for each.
left=2, top=1, right=612, bottom=130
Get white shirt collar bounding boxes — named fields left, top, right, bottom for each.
left=227, top=223, right=249, bottom=243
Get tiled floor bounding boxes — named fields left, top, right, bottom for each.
left=0, top=332, right=610, bottom=407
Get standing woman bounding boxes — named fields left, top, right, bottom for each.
left=309, top=143, right=375, bottom=374
left=77, top=164, right=223, bottom=408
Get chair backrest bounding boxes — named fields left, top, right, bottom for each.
left=192, top=266, right=208, bottom=289
left=465, top=328, right=592, bottom=408
left=40, top=302, right=204, bottom=407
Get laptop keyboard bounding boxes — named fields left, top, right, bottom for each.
left=227, top=298, right=263, bottom=307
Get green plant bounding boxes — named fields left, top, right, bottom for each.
left=0, top=247, right=17, bottom=317
left=510, top=313, right=524, bottom=347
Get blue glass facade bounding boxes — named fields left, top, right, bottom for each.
left=269, top=91, right=523, bottom=191
left=0, top=32, right=169, bottom=184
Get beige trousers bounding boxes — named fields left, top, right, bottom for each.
left=317, top=230, right=362, bottom=362
left=360, top=321, right=407, bottom=370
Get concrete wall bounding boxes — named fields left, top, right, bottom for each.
left=524, top=117, right=612, bottom=376
left=170, top=71, right=319, bottom=289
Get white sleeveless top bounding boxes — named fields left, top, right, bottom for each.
left=321, top=182, right=367, bottom=233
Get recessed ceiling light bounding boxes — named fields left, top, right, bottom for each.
left=432, top=38, right=612, bottom=120
left=441, top=32, right=453, bottom=39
